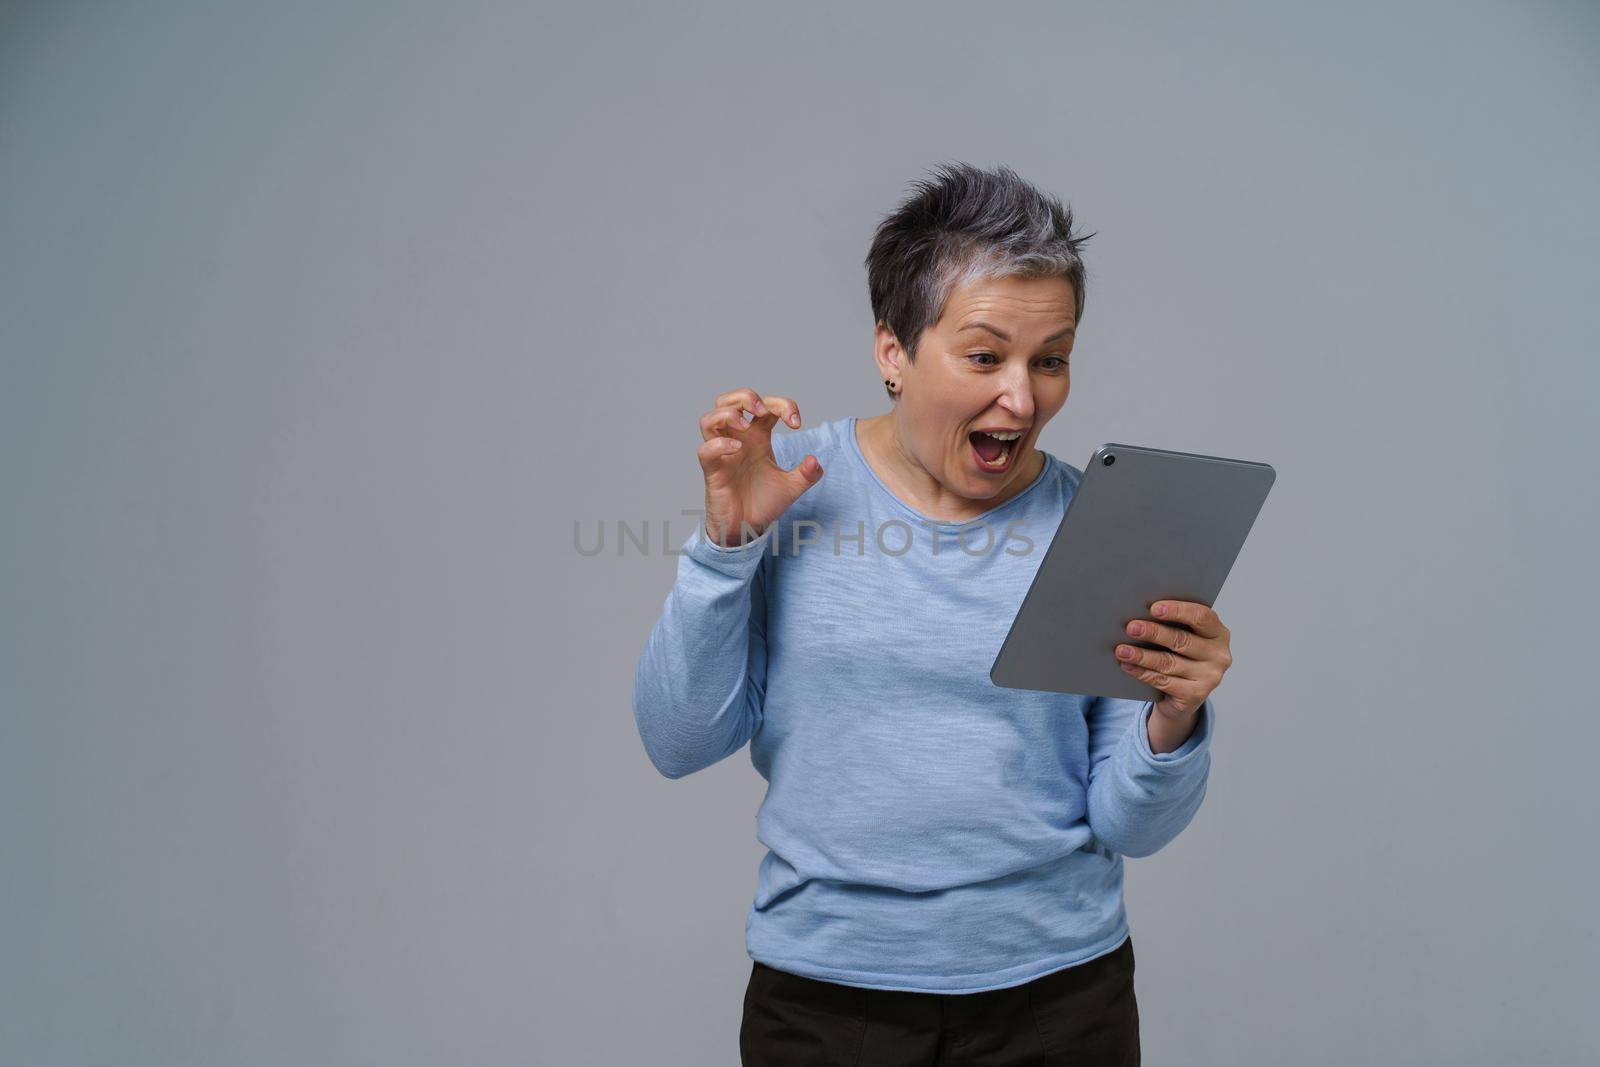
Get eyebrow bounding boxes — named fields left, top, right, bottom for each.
left=958, top=320, right=1076, bottom=344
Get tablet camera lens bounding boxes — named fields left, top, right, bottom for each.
left=1103, top=453, right=1116, bottom=466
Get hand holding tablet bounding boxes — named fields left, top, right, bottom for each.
left=990, top=443, right=1276, bottom=702
left=1113, top=597, right=1235, bottom=724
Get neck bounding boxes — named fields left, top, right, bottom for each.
left=857, top=411, right=1044, bottom=522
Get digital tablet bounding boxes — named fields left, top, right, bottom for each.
left=990, top=443, right=1276, bottom=699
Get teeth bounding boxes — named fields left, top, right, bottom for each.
left=984, top=430, right=1023, bottom=441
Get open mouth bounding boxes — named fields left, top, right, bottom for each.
left=969, top=430, right=1023, bottom=474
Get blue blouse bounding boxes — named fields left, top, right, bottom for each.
left=633, top=416, right=1214, bottom=993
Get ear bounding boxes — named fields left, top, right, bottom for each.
left=873, top=321, right=907, bottom=383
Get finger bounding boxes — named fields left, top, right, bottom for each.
left=1118, top=659, right=1206, bottom=703
left=1123, top=617, right=1213, bottom=661
left=1114, top=641, right=1197, bottom=680
left=714, top=387, right=767, bottom=418
left=757, top=394, right=802, bottom=429
left=786, top=453, right=825, bottom=491
left=696, top=435, right=744, bottom=470
left=1150, top=600, right=1225, bottom=640
left=700, top=404, right=754, bottom=441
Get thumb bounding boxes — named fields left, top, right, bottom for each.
left=786, top=453, right=825, bottom=497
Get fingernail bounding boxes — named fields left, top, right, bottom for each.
left=1154, top=604, right=1168, bottom=616
left=755, top=402, right=767, bottom=414
left=1117, top=645, right=1133, bottom=658
left=1129, top=622, right=1145, bottom=636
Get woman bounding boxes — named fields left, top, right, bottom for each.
left=633, top=163, right=1234, bottom=1066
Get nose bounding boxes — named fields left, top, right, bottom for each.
left=996, top=364, right=1035, bottom=422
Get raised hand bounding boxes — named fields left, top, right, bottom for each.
left=697, top=387, right=825, bottom=547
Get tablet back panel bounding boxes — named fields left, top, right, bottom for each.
left=990, top=443, right=1276, bottom=699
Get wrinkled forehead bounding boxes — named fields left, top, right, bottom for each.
left=936, top=275, right=1078, bottom=337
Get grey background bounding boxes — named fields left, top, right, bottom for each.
left=3, top=1, right=1596, bottom=1064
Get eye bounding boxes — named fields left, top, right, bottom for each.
left=967, top=352, right=999, bottom=367
left=1040, top=356, right=1069, bottom=370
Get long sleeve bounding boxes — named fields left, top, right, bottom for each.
left=1082, top=694, right=1216, bottom=858
left=632, top=522, right=773, bottom=779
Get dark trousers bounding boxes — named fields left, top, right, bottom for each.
left=740, top=936, right=1139, bottom=1066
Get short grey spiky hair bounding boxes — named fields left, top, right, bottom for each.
left=864, top=162, right=1093, bottom=372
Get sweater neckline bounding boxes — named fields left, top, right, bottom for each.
left=845, top=415, right=1055, bottom=530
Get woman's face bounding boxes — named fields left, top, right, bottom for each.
left=875, top=273, right=1077, bottom=502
